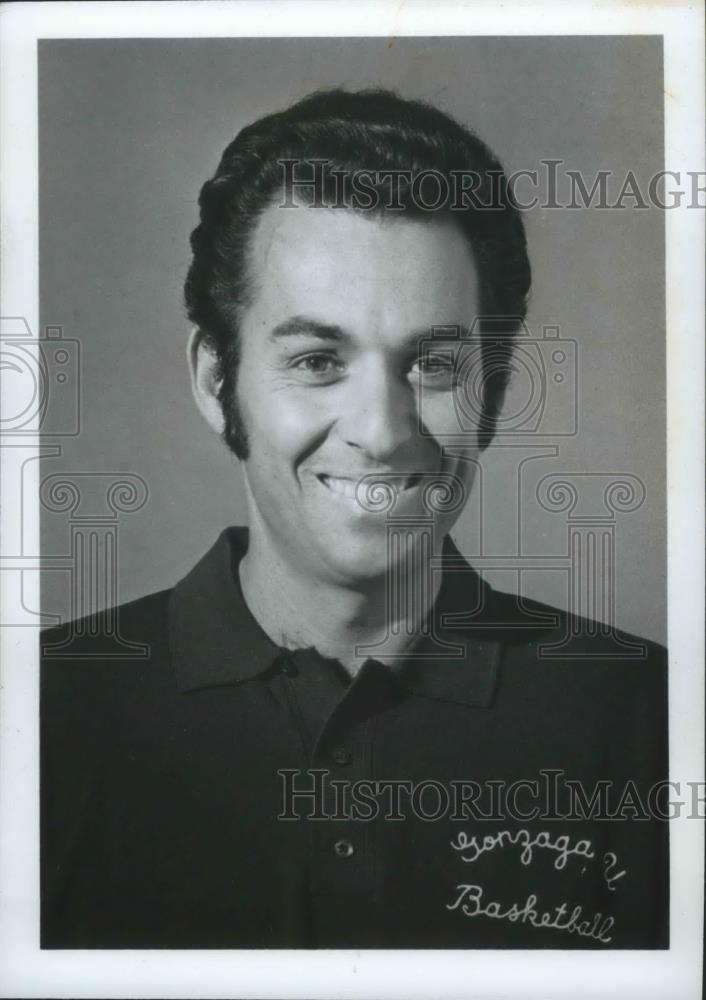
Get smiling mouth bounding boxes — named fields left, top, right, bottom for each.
left=316, top=473, right=423, bottom=499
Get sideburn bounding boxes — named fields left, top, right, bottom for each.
left=219, top=359, right=250, bottom=460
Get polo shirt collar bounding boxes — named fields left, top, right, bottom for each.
left=170, top=527, right=281, bottom=692
left=400, top=555, right=502, bottom=708
left=169, top=526, right=503, bottom=707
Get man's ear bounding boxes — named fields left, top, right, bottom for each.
left=187, top=329, right=225, bottom=435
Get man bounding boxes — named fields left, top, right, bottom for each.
left=41, top=88, right=668, bottom=949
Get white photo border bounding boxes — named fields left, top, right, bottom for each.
left=0, top=2, right=703, bottom=998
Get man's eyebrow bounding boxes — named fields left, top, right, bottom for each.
left=269, top=316, right=348, bottom=342
left=403, top=326, right=475, bottom=347
left=269, top=317, right=475, bottom=347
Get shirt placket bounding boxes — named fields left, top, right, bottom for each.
left=307, top=715, right=377, bottom=898
left=273, top=652, right=400, bottom=906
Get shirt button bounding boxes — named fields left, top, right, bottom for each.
left=280, top=659, right=297, bottom=676
left=333, top=839, right=355, bottom=859
left=332, top=746, right=352, bottom=766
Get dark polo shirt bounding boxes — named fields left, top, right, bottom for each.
left=41, top=527, right=668, bottom=949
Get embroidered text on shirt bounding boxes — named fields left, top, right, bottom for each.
left=447, top=884, right=614, bottom=943
left=450, top=827, right=596, bottom=870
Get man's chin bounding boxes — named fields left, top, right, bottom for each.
left=317, top=535, right=430, bottom=588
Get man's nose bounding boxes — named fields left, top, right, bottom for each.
left=339, top=365, right=416, bottom=460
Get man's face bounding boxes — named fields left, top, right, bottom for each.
left=234, top=204, right=481, bottom=585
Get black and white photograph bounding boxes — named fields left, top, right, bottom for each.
left=0, top=2, right=703, bottom=998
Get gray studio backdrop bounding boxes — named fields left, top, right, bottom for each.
left=39, top=36, right=666, bottom=645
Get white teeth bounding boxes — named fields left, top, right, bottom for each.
left=319, top=474, right=421, bottom=498
left=321, top=476, right=358, bottom=499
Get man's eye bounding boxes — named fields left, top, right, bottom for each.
left=291, top=353, right=345, bottom=379
left=409, top=354, right=457, bottom=386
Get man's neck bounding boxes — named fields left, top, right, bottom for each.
left=238, top=528, right=442, bottom=677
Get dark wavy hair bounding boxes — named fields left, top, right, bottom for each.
left=184, top=87, right=531, bottom=457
